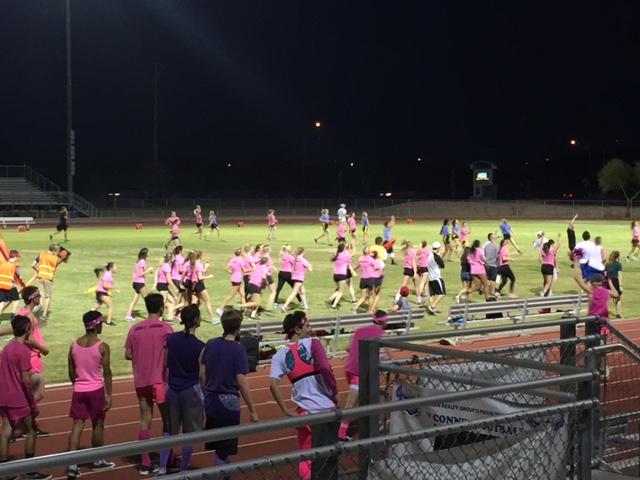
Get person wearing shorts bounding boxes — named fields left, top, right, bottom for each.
left=270, top=312, right=337, bottom=480
left=206, top=210, right=220, bottom=238
left=328, top=242, right=354, bottom=309
left=126, top=248, right=153, bottom=322
left=338, top=310, right=387, bottom=441
left=165, top=305, right=205, bottom=473
left=241, top=256, right=268, bottom=319
left=267, top=209, right=277, bottom=241
left=281, top=248, right=312, bottom=312
left=353, top=247, right=380, bottom=312
left=49, top=206, right=69, bottom=242
left=125, top=294, right=174, bottom=475
left=0, top=315, right=51, bottom=480
left=540, top=236, right=560, bottom=297
left=201, top=309, right=258, bottom=469
left=361, top=212, right=370, bottom=244
left=314, top=209, right=331, bottom=245
left=605, top=251, right=623, bottom=319
left=32, top=244, right=61, bottom=317
left=483, top=233, right=499, bottom=296
left=66, top=311, right=114, bottom=478
left=0, top=249, right=22, bottom=316
left=426, top=242, right=446, bottom=315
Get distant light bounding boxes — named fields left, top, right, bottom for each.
left=545, top=158, right=550, bottom=162
left=385, top=192, right=392, bottom=197
left=108, top=192, right=120, bottom=197
left=314, top=121, right=322, bottom=128
left=227, top=163, right=231, bottom=167
left=570, top=139, right=577, bottom=146
left=417, top=157, right=422, bottom=162
left=349, top=162, right=355, bottom=167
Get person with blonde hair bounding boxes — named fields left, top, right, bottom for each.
left=281, top=248, right=311, bottom=312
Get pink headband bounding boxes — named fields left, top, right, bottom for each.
left=85, top=315, right=104, bottom=329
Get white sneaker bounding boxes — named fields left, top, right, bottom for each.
left=125, top=314, right=135, bottom=322
left=216, top=307, right=224, bottom=316
left=394, top=293, right=400, bottom=302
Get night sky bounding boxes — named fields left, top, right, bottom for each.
left=1, top=1, right=639, bottom=199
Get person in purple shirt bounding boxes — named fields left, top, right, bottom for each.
left=164, top=305, right=205, bottom=473
left=199, top=309, right=258, bottom=469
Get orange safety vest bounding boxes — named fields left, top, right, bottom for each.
left=0, top=261, right=17, bottom=291
left=37, top=251, right=58, bottom=281
left=286, top=342, right=318, bottom=384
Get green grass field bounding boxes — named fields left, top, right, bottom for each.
left=1, top=219, right=638, bottom=383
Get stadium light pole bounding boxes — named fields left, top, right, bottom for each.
left=65, top=0, right=75, bottom=207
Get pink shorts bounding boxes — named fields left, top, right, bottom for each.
left=0, top=406, right=32, bottom=426
left=346, top=372, right=360, bottom=391
left=70, top=387, right=106, bottom=420
left=136, top=383, right=167, bottom=404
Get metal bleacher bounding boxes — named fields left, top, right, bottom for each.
left=0, top=164, right=97, bottom=217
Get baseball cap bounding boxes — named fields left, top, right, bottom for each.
left=431, top=241, right=442, bottom=249
left=9, top=249, right=20, bottom=258
left=536, top=231, right=544, bottom=237
left=399, top=286, right=410, bottom=297
left=339, top=203, right=346, bottom=207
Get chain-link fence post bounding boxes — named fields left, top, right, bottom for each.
left=311, top=421, right=339, bottom=480
left=358, top=338, right=380, bottom=480
left=584, top=348, right=602, bottom=462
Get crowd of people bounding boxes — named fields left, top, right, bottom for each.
left=0, top=206, right=638, bottom=479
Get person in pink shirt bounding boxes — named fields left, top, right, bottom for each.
left=0, top=315, right=51, bottom=480
left=184, top=250, right=215, bottom=323
left=66, top=311, right=114, bottom=478
left=93, top=262, right=117, bottom=326
left=155, top=253, right=176, bottom=321
left=124, top=294, right=175, bottom=476
left=241, top=256, right=269, bottom=319
left=126, top=248, right=153, bottom=322
left=353, top=247, right=382, bottom=312
left=328, top=242, right=356, bottom=309
left=282, top=248, right=312, bottom=312
left=261, top=245, right=278, bottom=309
left=459, top=222, right=470, bottom=247
left=274, top=245, right=302, bottom=305
left=468, top=239, right=490, bottom=300
left=218, top=248, right=245, bottom=315
left=193, top=206, right=203, bottom=240
left=171, top=245, right=187, bottom=310
left=267, top=209, right=277, bottom=241
left=240, top=244, right=255, bottom=300
left=627, top=220, right=640, bottom=261
left=336, top=219, right=347, bottom=243
left=572, top=258, right=618, bottom=337
left=396, top=240, right=418, bottom=301
left=348, top=212, right=358, bottom=247
left=496, top=239, right=516, bottom=297
left=415, top=241, right=431, bottom=304
left=338, top=310, right=388, bottom=441
left=540, top=234, right=561, bottom=297
left=164, top=212, right=181, bottom=249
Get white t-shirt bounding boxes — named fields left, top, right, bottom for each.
left=270, top=338, right=335, bottom=414
left=427, top=253, right=442, bottom=281
left=587, top=245, right=605, bottom=271
left=337, top=207, right=347, bottom=222
left=575, top=240, right=595, bottom=265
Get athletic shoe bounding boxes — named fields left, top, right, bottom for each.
left=616, top=314, right=622, bottom=319
left=24, top=473, right=52, bottom=480
left=36, top=427, right=49, bottom=437
left=281, top=305, right=289, bottom=313
left=394, top=293, right=400, bottom=301
left=626, top=256, right=630, bottom=262
left=314, top=238, right=318, bottom=244
left=66, top=466, right=81, bottom=479
left=427, top=306, right=437, bottom=315
left=105, top=321, right=116, bottom=327
left=216, top=307, right=224, bottom=316
left=416, top=296, right=423, bottom=304
left=211, top=318, right=221, bottom=325
left=91, top=460, right=115, bottom=471
left=48, top=234, right=52, bottom=241
left=338, top=435, right=353, bottom=442
left=139, top=465, right=159, bottom=476
left=250, top=309, right=258, bottom=319
left=125, top=314, right=135, bottom=322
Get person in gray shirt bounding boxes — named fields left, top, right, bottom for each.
left=483, top=233, right=499, bottom=296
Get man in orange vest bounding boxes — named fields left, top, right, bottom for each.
left=0, top=250, right=23, bottom=316
left=31, top=245, right=61, bottom=316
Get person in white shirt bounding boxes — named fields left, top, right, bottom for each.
left=574, top=231, right=595, bottom=279
left=426, top=242, right=446, bottom=315
left=587, top=236, right=606, bottom=278
left=337, top=204, right=347, bottom=222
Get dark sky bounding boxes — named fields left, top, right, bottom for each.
left=1, top=1, right=639, bottom=199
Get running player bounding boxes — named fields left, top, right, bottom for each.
left=336, top=219, right=347, bottom=243
left=395, top=240, right=417, bottom=301
left=459, top=221, right=470, bottom=248
left=125, top=248, right=153, bottom=322
left=0, top=249, right=23, bottom=316
left=206, top=210, right=220, bottom=239
left=31, top=244, right=62, bottom=317
left=468, top=240, right=490, bottom=300
left=164, top=212, right=181, bottom=249
left=49, top=206, right=69, bottom=242
left=415, top=241, right=430, bottom=304
left=328, top=242, right=354, bottom=309
left=274, top=245, right=300, bottom=305
left=314, top=209, right=331, bottom=245
left=439, top=219, right=453, bottom=261
left=93, top=262, right=117, bottom=326
left=347, top=212, right=357, bottom=247
left=193, top=206, right=203, bottom=240
left=627, top=221, right=640, bottom=261
left=496, top=239, right=516, bottom=297
left=267, top=210, right=277, bottom=241
left=540, top=235, right=561, bottom=297
left=218, top=248, right=245, bottom=315
left=281, top=248, right=311, bottom=312
left=383, top=217, right=396, bottom=265
left=155, top=253, right=175, bottom=321
left=361, top=212, right=370, bottom=245
left=353, top=247, right=380, bottom=312
left=241, top=256, right=269, bottom=319
left=499, top=218, right=523, bottom=254
left=171, top=246, right=187, bottom=312
left=262, top=245, right=278, bottom=310
left=184, top=251, right=215, bottom=323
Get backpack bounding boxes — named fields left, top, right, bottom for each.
left=238, top=332, right=259, bottom=373
left=485, top=296, right=504, bottom=319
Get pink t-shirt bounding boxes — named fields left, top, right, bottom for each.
left=241, top=256, right=253, bottom=276
left=18, top=307, right=45, bottom=373
left=541, top=246, right=557, bottom=266
left=96, top=270, right=113, bottom=293
left=157, top=263, right=171, bottom=284
left=358, top=255, right=378, bottom=279
left=133, top=259, right=147, bottom=283
left=460, top=227, right=469, bottom=241
left=417, top=247, right=431, bottom=268
left=186, top=261, right=204, bottom=283
left=292, top=256, right=310, bottom=282
left=182, top=262, right=192, bottom=282
left=195, top=212, right=203, bottom=224
left=348, top=217, right=356, bottom=231
left=0, top=340, right=33, bottom=408
left=633, top=226, right=640, bottom=239
left=468, top=249, right=486, bottom=275
left=171, top=223, right=180, bottom=237
left=498, top=246, right=509, bottom=266
left=403, top=248, right=417, bottom=269
left=333, top=251, right=352, bottom=276
left=590, top=287, right=610, bottom=319
left=227, top=256, right=244, bottom=283
left=280, top=253, right=294, bottom=273
left=172, top=254, right=185, bottom=281
left=337, top=223, right=347, bottom=238
left=249, top=263, right=268, bottom=287
left=71, top=341, right=104, bottom=392
left=344, top=324, right=386, bottom=376
left=124, top=318, right=174, bottom=388
left=268, top=213, right=277, bottom=226
left=165, top=215, right=181, bottom=226
left=264, top=253, right=274, bottom=276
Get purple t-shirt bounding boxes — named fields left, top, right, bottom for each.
left=166, top=332, right=205, bottom=392
left=201, top=338, right=249, bottom=397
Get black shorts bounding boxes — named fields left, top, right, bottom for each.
left=503, top=233, right=512, bottom=240
left=417, top=266, right=428, bottom=275
left=633, top=238, right=639, bottom=246
left=56, top=224, right=68, bottom=232
left=172, top=279, right=185, bottom=292
left=156, top=282, right=169, bottom=292
left=193, top=281, right=205, bottom=294
left=336, top=236, right=345, bottom=242
left=171, top=235, right=179, bottom=241
left=196, top=223, right=203, bottom=228
left=443, top=235, right=451, bottom=245
left=322, top=223, right=329, bottom=231
left=350, top=229, right=356, bottom=234
left=333, top=274, right=348, bottom=283
left=246, top=283, right=262, bottom=295
left=132, top=282, right=145, bottom=294
left=0, top=288, right=19, bottom=302
left=266, top=275, right=274, bottom=285
left=362, top=225, right=369, bottom=233
left=372, top=277, right=383, bottom=288
left=359, top=278, right=375, bottom=290
left=205, top=415, right=239, bottom=456
left=346, top=269, right=352, bottom=279
left=610, top=278, right=622, bottom=295
left=403, top=268, right=415, bottom=277
left=210, top=223, right=218, bottom=229
left=231, top=281, right=241, bottom=287
left=278, top=271, right=293, bottom=284
left=460, top=271, right=471, bottom=282
left=541, top=264, right=554, bottom=276
left=95, top=291, right=109, bottom=303
left=485, top=266, right=498, bottom=282
left=429, top=279, right=446, bottom=296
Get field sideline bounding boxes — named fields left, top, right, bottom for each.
left=0, top=218, right=638, bottom=383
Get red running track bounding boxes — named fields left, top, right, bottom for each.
left=7, top=318, right=640, bottom=480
